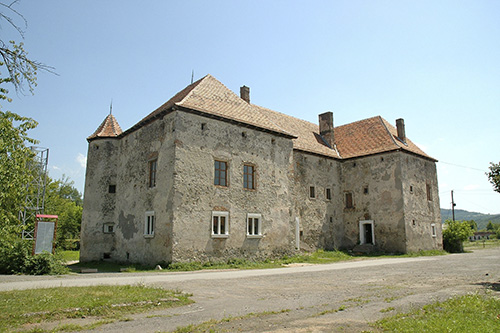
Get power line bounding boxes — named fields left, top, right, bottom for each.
left=439, top=161, right=487, bottom=172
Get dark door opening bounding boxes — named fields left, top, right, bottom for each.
left=364, top=223, right=373, bottom=244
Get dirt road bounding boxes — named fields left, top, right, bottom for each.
left=2, top=248, right=499, bottom=332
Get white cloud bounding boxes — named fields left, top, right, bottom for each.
left=51, top=165, right=61, bottom=171
left=76, top=153, right=87, bottom=168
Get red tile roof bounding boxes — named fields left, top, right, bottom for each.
left=87, top=113, right=122, bottom=140
left=89, top=74, right=435, bottom=161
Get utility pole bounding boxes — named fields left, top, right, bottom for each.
left=451, top=190, right=456, bottom=221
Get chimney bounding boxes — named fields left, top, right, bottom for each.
left=396, top=118, right=406, bottom=143
left=240, top=85, right=250, bottom=103
left=319, top=112, right=334, bottom=148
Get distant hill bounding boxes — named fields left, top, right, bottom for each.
left=440, top=208, right=500, bottom=230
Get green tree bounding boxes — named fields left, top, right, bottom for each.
left=486, top=221, right=495, bottom=231
left=487, top=162, right=500, bottom=194
left=466, top=220, right=477, bottom=232
left=442, top=220, right=474, bottom=253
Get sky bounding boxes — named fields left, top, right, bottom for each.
left=4, top=0, right=500, bottom=215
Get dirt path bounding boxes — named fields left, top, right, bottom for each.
left=2, top=248, right=499, bottom=332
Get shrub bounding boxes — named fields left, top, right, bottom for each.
left=443, top=220, right=474, bottom=253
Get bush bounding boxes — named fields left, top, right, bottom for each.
left=0, top=233, right=69, bottom=275
left=443, top=220, right=474, bottom=253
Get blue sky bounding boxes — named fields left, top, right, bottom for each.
left=6, top=1, right=500, bottom=214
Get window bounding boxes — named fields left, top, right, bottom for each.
left=149, top=159, right=157, bottom=188
left=243, top=164, right=255, bottom=189
left=214, top=160, right=228, bottom=187
left=410, top=185, right=414, bottom=194
left=108, top=185, right=116, bottom=193
left=212, top=211, right=229, bottom=237
left=345, top=192, right=353, bottom=209
left=309, top=186, right=316, bottom=199
left=247, top=213, right=262, bottom=237
left=426, top=183, right=432, bottom=201
left=431, top=223, right=436, bottom=237
left=103, top=223, right=115, bottom=233
left=144, top=211, right=155, bottom=237
left=363, top=186, right=369, bottom=194
left=325, top=188, right=332, bottom=200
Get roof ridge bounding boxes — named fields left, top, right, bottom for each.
left=377, top=115, right=400, bottom=148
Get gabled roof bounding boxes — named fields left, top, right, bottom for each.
left=89, top=74, right=435, bottom=161
left=123, top=74, right=294, bottom=138
left=87, top=113, right=122, bottom=141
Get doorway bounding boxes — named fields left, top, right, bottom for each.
left=359, top=220, right=375, bottom=245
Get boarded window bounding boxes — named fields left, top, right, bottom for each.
left=345, top=192, right=353, bottom=208
left=214, top=160, right=228, bottom=187
left=243, top=164, right=255, bottom=189
left=149, top=159, right=157, bottom=188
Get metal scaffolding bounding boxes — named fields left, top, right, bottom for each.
left=19, top=146, right=49, bottom=240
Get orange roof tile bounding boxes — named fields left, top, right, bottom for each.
left=87, top=113, right=122, bottom=141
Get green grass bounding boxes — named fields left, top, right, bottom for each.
left=58, top=250, right=79, bottom=262
left=65, top=248, right=447, bottom=274
left=0, top=285, right=193, bottom=332
left=376, top=294, right=500, bottom=332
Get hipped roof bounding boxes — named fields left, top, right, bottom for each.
left=88, top=74, right=435, bottom=161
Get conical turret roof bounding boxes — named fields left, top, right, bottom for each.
left=87, top=113, right=122, bottom=141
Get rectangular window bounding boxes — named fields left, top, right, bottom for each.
left=431, top=223, right=436, bottom=237
left=247, top=213, right=262, bottom=237
left=103, top=223, right=115, bottom=234
left=326, top=188, right=332, bottom=200
left=144, top=211, right=155, bottom=237
left=108, top=185, right=116, bottom=193
left=345, top=192, right=353, bottom=209
left=149, top=159, right=157, bottom=188
left=426, top=183, right=432, bottom=201
left=214, top=160, right=228, bottom=187
left=212, top=211, right=229, bottom=237
left=243, top=164, right=255, bottom=189
left=309, top=186, right=316, bottom=199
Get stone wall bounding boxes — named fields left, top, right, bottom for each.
left=170, top=111, right=296, bottom=262
left=292, top=151, right=340, bottom=251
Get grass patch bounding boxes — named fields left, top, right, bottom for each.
left=0, top=285, right=193, bottom=332
left=58, top=250, right=79, bottom=262
left=376, top=294, right=500, bottom=331
left=380, top=306, right=395, bottom=313
left=173, top=309, right=291, bottom=332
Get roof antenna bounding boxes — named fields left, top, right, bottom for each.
left=191, top=70, right=194, bottom=84
left=109, top=99, right=113, bottom=115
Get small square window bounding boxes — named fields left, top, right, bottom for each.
left=212, top=211, right=229, bottom=238
left=309, top=186, right=316, bottom=199
left=103, top=223, right=115, bottom=234
left=214, top=160, right=228, bottom=187
left=108, top=185, right=116, bottom=193
left=326, top=188, right=332, bottom=200
left=144, top=211, right=155, bottom=237
left=363, top=186, right=369, bottom=194
left=247, top=213, right=262, bottom=238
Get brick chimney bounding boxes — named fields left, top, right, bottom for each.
left=240, top=86, right=250, bottom=103
left=396, top=118, right=406, bottom=143
left=319, top=112, right=334, bottom=148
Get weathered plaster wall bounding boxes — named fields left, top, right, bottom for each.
left=170, top=111, right=295, bottom=262
left=81, top=114, right=176, bottom=265
left=340, top=152, right=406, bottom=252
left=80, top=138, right=120, bottom=262
left=401, top=154, right=443, bottom=251
left=292, top=152, right=340, bottom=251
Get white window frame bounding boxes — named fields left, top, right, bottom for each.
left=359, top=220, right=375, bottom=245
left=246, top=213, right=262, bottom=238
left=431, top=223, right=437, bottom=237
left=212, top=211, right=229, bottom=238
left=144, top=211, right=155, bottom=238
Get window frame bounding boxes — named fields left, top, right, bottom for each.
left=214, top=160, right=228, bottom=187
left=325, top=188, right=332, bottom=201
left=103, top=223, right=115, bottom=234
left=148, top=159, right=157, bottom=188
left=246, top=213, right=262, bottom=238
left=431, top=223, right=437, bottom=237
left=243, top=164, right=256, bottom=190
left=309, top=186, right=316, bottom=199
left=211, top=211, right=229, bottom=238
left=144, top=211, right=155, bottom=238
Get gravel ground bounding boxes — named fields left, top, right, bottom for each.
left=2, top=248, right=499, bottom=332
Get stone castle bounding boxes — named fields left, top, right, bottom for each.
left=80, top=74, right=442, bottom=265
